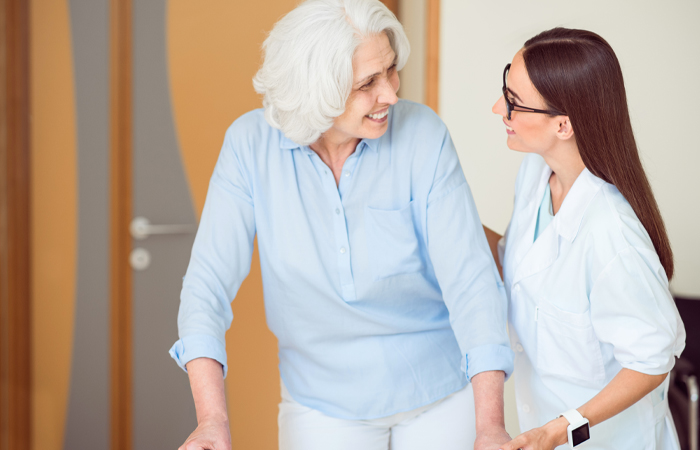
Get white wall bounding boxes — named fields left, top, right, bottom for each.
left=440, top=0, right=700, bottom=299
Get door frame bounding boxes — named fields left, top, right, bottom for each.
left=0, top=0, right=32, bottom=449
left=426, top=0, right=440, bottom=112
left=110, top=0, right=133, bottom=449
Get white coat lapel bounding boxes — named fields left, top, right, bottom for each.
left=510, top=163, right=554, bottom=285
left=512, top=220, right=559, bottom=286
left=512, top=167, right=606, bottom=286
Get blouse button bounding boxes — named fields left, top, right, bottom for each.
left=335, top=208, right=340, bottom=215
left=522, top=404, right=530, bottom=413
left=340, top=247, right=346, bottom=254
left=516, top=344, right=524, bottom=353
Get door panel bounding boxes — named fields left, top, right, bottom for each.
left=64, top=0, right=111, bottom=448
left=29, top=1, right=77, bottom=449
left=30, top=1, right=326, bottom=449
left=132, top=0, right=198, bottom=448
left=167, top=2, right=298, bottom=448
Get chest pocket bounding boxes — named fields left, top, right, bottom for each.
left=535, top=300, right=606, bottom=389
left=365, top=201, right=424, bottom=281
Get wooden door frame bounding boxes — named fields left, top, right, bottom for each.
left=425, top=0, right=440, bottom=112
left=110, top=0, right=133, bottom=449
left=381, top=0, right=399, bottom=17
left=0, top=0, right=32, bottom=449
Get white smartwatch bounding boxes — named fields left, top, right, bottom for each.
left=559, top=409, right=590, bottom=448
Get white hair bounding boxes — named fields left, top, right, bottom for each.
left=253, top=0, right=410, bottom=145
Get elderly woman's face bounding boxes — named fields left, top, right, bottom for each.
left=332, top=32, right=399, bottom=142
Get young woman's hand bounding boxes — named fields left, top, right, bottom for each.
left=499, top=417, right=567, bottom=450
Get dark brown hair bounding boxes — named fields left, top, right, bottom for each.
left=523, top=27, right=674, bottom=279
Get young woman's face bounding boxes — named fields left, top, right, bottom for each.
left=491, top=50, right=562, bottom=155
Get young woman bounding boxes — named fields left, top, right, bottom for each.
left=487, top=28, right=686, bottom=450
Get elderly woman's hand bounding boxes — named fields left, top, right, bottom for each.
left=498, top=417, right=568, bottom=450
left=180, top=358, right=231, bottom=450
left=178, top=418, right=231, bottom=450
left=474, top=426, right=511, bottom=450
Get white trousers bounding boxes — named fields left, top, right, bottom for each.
left=278, top=381, right=476, bottom=450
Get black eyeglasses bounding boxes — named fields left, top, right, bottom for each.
left=502, top=63, right=564, bottom=121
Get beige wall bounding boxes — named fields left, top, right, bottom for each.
left=439, top=0, right=700, bottom=298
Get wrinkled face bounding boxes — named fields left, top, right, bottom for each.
left=330, top=32, right=400, bottom=142
left=491, top=50, right=561, bottom=154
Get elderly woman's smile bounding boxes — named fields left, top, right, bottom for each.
left=366, top=107, right=389, bottom=121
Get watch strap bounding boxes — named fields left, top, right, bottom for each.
left=559, top=409, right=585, bottom=426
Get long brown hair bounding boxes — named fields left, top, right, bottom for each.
left=523, top=27, right=674, bottom=279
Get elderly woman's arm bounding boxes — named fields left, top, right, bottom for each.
left=425, top=129, right=514, bottom=449
left=170, top=123, right=257, bottom=450
left=482, top=226, right=503, bottom=280
left=472, top=371, right=511, bottom=449
left=179, top=358, right=231, bottom=450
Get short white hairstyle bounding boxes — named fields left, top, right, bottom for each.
left=253, top=0, right=410, bottom=145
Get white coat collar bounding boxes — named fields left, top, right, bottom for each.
left=552, top=166, right=606, bottom=243
left=510, top=161, right=605, bottom=286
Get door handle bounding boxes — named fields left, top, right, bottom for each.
left=130, top=216, right=196, bottom=240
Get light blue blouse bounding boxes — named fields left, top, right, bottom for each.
left=169, top=99, right=513, bottom=420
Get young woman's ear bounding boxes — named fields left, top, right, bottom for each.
left=556, top=116, right=575, bottom=140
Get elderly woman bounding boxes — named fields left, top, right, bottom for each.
left=170, top=1, right=513, bottom=449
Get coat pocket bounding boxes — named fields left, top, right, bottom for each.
left=365, top=201, right=424, bottom=281
left=535, top=301, right=606, bottom=389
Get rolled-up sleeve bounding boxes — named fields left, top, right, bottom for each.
left=426, top=130, right=514, bottom=381
left=169, top=127, right=256, bottom=377
left=590, top=247, right=685, bottom=375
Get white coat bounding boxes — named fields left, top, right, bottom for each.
left=499, top=154, right=686, bottom=450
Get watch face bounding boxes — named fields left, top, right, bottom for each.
left=571, top=424, right=590, bottom=446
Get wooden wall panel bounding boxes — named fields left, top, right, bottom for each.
left=29, top=0, right=78, bottom=449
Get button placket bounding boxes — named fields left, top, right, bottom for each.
left=329, top=192, right=355, bottom=302
left=311, top=145, right=362, bottom=302
left=337, top=146, right=364, bottom=199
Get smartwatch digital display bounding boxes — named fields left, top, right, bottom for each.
left=559, top=409, right=590, bottom=448
left=570, top=421, right=590, bottom=446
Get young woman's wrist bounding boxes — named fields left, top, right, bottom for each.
left=544, top=416, right=570, bottom=447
